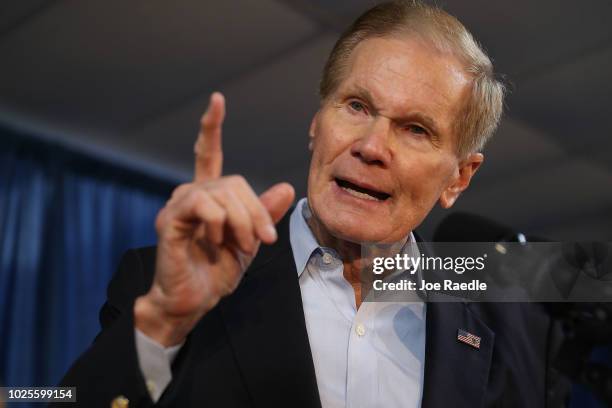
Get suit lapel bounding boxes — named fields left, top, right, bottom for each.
left=421, top=296, right=495, bottom=408
left=219, top=214, right=322, bottom=408
left=415, top=233, right=495, bottom=408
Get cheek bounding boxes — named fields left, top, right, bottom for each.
left=312, top=117, right=353, bottom=166
left=395, top=156, right=456, bottom=203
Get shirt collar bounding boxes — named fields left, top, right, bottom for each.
left=289, top=197, right=418, bottom=277
left=289, top=198, right=321, bottom=277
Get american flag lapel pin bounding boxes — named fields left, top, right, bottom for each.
left=457, top=328, right=481, bottom=349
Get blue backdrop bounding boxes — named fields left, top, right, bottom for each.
left=0, top=127, right=175, bottom=393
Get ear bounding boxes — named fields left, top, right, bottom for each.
left=439, top=152, right=484, bottom=209
left=308, top=112, right=319, bottom=151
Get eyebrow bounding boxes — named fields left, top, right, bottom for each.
left=405, top=112, right=441, bottom=136
left=347, top=84, right=442, bottom=136
left=351, top=85, right=377, bottom=110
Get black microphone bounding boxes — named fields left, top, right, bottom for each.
left=433, top=212, right=610, bottom=295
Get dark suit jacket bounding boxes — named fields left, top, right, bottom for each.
left=56, top=213, right=557, bottom=408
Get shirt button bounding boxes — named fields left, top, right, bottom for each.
left=322, top=252, right=333, bottom=264
left=355, top=323, right=366, bottom=337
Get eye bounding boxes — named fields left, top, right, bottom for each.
left=348, top=100, right=366, bottom=113
left=406, top=124, right=428, bottom=136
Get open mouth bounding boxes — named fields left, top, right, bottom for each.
left=335, top=178, right=391, bottom=202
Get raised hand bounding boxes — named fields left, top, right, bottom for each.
left=134, top=92, right=295, bottom=346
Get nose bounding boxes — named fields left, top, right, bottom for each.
left=350, top=116, right=392, bottom=167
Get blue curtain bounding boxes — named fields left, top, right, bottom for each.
left=0, top=127, right=175, bottom=393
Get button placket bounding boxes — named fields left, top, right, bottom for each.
left=347, top=305, right=375, bottom=408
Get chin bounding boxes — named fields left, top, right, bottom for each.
left=318, top=210, right=397, bottom=244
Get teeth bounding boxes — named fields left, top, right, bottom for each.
left=341, top=186, right=381, bottom=201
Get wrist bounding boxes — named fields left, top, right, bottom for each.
left=133, top=294, right=193, bottom=347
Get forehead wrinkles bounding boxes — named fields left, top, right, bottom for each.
left=341, top=37, right=469, bottom=118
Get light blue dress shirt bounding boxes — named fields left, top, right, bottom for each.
left=136, top=197, right=426, bottom=407
left=290, top=198, right=426, bottom=408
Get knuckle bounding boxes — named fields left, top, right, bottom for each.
left=187, top=190, right=212, bottom=213
left=154, top=210, right=168, bottom=233
left=209, top=185, right=232, bottom=202
left=207, top=210, right=226, bottom=227
left=187, top=188, right=205, bottom=204
left=223, top=188, right=238, bottom=202
left=197, top=179, right=215, bottom=190
left=171, top=183, right=192, bottom=200
left=250, top=200, right=271, bottom=223
left=251, top=208, right=268, bottom=225
left=199, top=150, right=214, bottom=160
left=193, top=136, right=203, bottom=153
left=226, top=174, right=247, bottom=187
left=202, top=120, right=217, bottom=135
left=200, top=113, right=212, bottom=128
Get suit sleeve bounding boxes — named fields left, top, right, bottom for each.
left=53, top=249, right=158, bottom=408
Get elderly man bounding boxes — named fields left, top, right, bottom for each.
left=59, top=1, right=554, bottom=407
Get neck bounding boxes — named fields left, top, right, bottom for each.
left=305, top=202, right=410, bottom=309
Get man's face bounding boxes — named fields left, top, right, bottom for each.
left=307, top=35, right=482, bottom=244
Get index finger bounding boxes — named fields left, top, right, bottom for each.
left=194, top=92, right=225, bottom=182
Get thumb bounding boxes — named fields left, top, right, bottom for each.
left=259, top=182, right=295, bottom=224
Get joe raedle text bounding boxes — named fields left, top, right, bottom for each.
left=373, top=279, right=487, bottom=292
